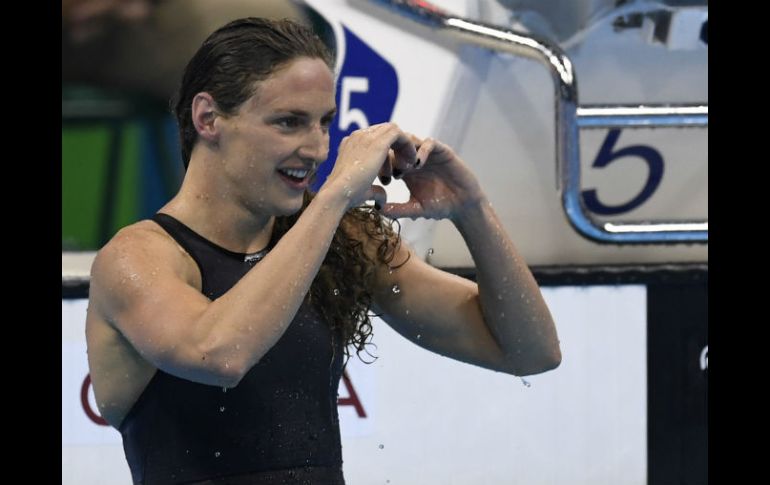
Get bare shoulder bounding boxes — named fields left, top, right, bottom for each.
left=89, top=219, right=201, bottom=321
left=86, top=219, right=198, bottom=427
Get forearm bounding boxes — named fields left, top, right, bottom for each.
left=193, top=189, right=349, bottom=381
left=452, top=199, right=561, bottom=375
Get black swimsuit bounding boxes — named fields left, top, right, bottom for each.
left=119, top=213, right=346, bottom=484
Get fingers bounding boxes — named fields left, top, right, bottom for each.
left=365, top=185, right=388, bottom=210
left=378, top=149, right=394, bottom=186
left=390, top=132, right=417, bottom=177
left=355, top=122, right=394, bottom=141
left=349, top=123, right=416, bottom=182
left=415, top=137, right=437, bottom=169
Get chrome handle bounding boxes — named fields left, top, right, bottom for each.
left=368, top=0, right=707, bottom=244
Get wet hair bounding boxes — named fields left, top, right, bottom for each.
left=272, top=193, right=406, bottom=362
left=173, top=18, right=402, bottom=360
left=172, top=17, right=334, bottom=167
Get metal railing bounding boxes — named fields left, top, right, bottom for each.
left=368, top=0, right=707, bottom=244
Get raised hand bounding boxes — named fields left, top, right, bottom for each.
left=322, top=123, right=416, bottom=210
left=380, top=135, right=484, bottom=221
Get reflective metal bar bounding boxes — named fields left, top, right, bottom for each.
left=577, top=105, right=708, bottom=128
left=369, top=0, right=708, bottom=244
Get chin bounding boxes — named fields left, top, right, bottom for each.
left=276, top=195, right=306, bottom=217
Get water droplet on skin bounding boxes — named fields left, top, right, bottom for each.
left=214, top=451, right=221, bottom=458
left=333, top=289, right=340, bottom=296
left=520, top=377, right=531, bottom=388
left=235, top=344, right=241, bottom=350
left=224, top=362, right=230, bottom=369
left=391, top=285, right=401, bottom=294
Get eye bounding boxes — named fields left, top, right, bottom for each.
left=275, top=117, right=301, bottom=129
left=320, top=115, right=334, bottom=132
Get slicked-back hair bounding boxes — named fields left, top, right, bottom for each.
left=172, top=17, right=334, bottom=168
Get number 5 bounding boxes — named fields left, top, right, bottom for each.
left=339, top=76, right=370, bottom=131
left=582, top=128, right=665, bottom=215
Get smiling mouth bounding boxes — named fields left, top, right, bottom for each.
left=277, top=168, right=310, bottom=182
left=277, top=167, right=314, bottom=189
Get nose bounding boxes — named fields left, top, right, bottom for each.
left=298, top=125, right=329, bottom=164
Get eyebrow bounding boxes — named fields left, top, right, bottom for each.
left=276, top=108, right=337, bottom=118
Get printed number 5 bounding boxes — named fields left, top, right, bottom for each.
left=582, top=128, right=664, bottom=215
left=339, top=76, right=370, bottom=131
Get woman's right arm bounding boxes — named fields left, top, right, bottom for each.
left=89, top=123, right=414, bottom=387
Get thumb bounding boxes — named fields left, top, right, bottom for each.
left=364, top=185, right=388, bottom=211
left=381, top=198, right=424, bottom=219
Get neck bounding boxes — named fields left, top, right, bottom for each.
left=159, top=155, right=275, bottom=254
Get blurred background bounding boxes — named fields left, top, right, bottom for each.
left=62, top=1, right=707, bottom=484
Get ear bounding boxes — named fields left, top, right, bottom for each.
left=191, top=92, right=221, bottom=145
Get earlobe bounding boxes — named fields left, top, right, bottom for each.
left=191, top=93, right=221, bottom=145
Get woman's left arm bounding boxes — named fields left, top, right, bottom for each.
left=372, top=136, right=561, bottom=376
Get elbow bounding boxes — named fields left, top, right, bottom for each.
left=208, top=350, right=256, bottom=387
left=194, top=343, right=251, bottom=388
left=509, top=347, right=562, bottom=376
left=215, top=361, right=247, bottom=388
left=541, top=348, right=562, bottom=372
left=538, top=346, right=562, bottom=373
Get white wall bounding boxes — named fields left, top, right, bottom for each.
left=63, top=285, right=647, bottom=484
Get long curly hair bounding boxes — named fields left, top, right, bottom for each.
left=172, top=18, right=405, bottom=359
left=272, top=192, right=406, bottom=361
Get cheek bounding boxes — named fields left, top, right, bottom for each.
left=243, top=146, right=283, bottom=168
left=258, top=135, right=296, bottom=158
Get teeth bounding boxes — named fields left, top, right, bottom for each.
left=280, top=168, right=309, bottom=179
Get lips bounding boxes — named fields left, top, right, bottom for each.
left=278, top=168, right=310, bottom=180
left=277, top=167, right=312, bottom=190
